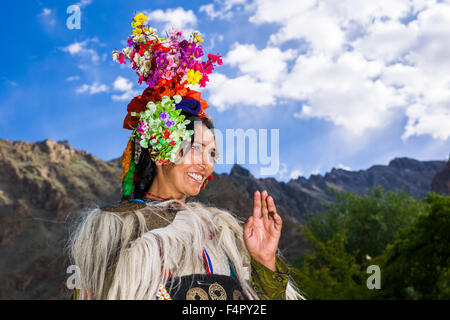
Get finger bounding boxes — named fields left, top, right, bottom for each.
left=261, top=190, right=269, bottom=218
left=267, top=196, right=282, bottom=230
left=271, top=212, right=283, bottom=232
left=266, top=195, right=277, bottom=217
left=253, top=190, right=261, bottom=219
left=244, top=216, right=254, bottom=239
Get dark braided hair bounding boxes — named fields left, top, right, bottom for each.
left=133, top=111, right=216, bottom=200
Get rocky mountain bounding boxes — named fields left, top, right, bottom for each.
left=0, top=138, right=447, bottom=299
left=0, top=139, right=123, bottom=300
left=431, top=157, right=450, bottom=195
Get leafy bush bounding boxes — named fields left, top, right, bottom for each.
left=292, top=187, right=449, bottom=299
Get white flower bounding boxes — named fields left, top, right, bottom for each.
left=173, top=95, right=182, bottom=104
left=161, top=96, right=171, bottom=105
left=122, top=47, right=131, bottom=56
left=146, top=101, right=156, bottom=114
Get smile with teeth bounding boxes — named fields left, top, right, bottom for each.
left=187, top=172, right=203, bottom=183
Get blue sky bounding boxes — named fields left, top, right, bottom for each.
left=1, top=0, right=449, bottom=181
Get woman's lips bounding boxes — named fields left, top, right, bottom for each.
left=187, top=172, right=203, bottom=184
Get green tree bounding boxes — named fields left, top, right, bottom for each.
left=376, top=192, right=450, bottom=299
left=305, top=186, right=426, bottom=263
left=293, top=186, right=429, bottom=299
left=292, top=225, right=375, bottom=299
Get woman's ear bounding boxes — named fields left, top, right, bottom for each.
left=172, top=141, right=190, bottom=165
left=148, top=149, right=161, bottom=167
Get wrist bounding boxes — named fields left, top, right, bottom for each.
left=253, top=256, right=277, bottom=272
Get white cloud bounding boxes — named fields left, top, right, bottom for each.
left=309, top=167, right=322, bottom=177
left=41, top=8, right=52, bottom=16
left=290, top=169, right=303, bottom=180
left=76, top=82, right=109, bottom=95
left=226, top=43, right=297, bottom=82
left=204, top=43, right=296, bottom=110
left=206, top=33, right=225, bottom=50
left=144, top=7, right=197, bottom=33
left=111, top=76, right=140, bottom=102
left=38, top=8, right=55, bottom=26
left=207, top=73, right=276, bottom=111
left=278, top=162, right=289, bottom=180
left=113, top=76, right=133, bottom=92
left=352, top=19, right=417, bottom=63
left=200, top=0, right=251, bottom=20
left=74, top=0, right=92, bottom=8
left=61, top=38, right=100, bottom=62
left=284, top=51, right=406, bottom=135
left=203, top=0, right=450, bottom=140
left=336, top=163, right=351, bottom=171
left=66, top=76, right=80, bottom=82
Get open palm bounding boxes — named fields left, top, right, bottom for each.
left=243, top=190, right=282, bottom=271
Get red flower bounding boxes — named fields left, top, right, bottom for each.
left=163, top=129, right=171, bottom=139
left=118, top=53, right=126, bottom=64
left=208, top=53, right=223, bottom=65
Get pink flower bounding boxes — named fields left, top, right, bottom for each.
left=199, top=73, right=209, bottom=87
left=169, top=29, right=183, bottom=38
left=203, top=61, right=214, bottom=73
left=208, top=53, right=223, bottom=65
left=137, top=121, right=147, bottom=135
left=118, top=53, right=126, bottom=64
left=166, top=55, right=177, bottom=69
left=161, top=69, right=175, bottom=80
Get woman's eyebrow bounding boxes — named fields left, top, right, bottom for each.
left=193, top=141, right=209, bottom=147
left=193, top=141, right=216, bottom=150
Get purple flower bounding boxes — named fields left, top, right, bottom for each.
left=127, top=37, right=134, bottom=47
left=186, top=59, right=195, bottom=68
left=179, top=40, right=188, bottom=50
left=146, top=70, right=160, bottom=88
left=178, top=57, right=189, bottom=71
left=159, top=111, right=168, bottom=120
left=180, top=42, right=196, bottom=58
left=155, top=51, right=169, bottom=68
left=165, top=119, right=175, bottom=129
left=194, top=45, right=204, bottom=59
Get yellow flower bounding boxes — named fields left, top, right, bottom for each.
left=186, top=69, right=203, bottom=85
left=194, top=33, right=204, bottom=43
left=133, top=28, right=143, bottom=36
left=157, top=37, right=166, bottom=42
left=134, top=13, right=148, bottom=26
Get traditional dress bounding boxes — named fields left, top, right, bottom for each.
left=71, top=198, right=301, bottom=300
left=71, top=12, right=304, bottom=300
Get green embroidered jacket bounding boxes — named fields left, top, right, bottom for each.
left=250, top=256, right=290, bottom=300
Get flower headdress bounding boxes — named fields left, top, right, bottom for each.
left=113, top=12, right=222, bottom=201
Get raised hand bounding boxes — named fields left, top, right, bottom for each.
left=243, top=190, right=283, bottom=272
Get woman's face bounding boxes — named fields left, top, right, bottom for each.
left=156, top=122, right=217, bottom=197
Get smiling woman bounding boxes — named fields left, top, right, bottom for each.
left=132, top=111, right=217, bottom=201
left=68, top=12, right=304, bottom=300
